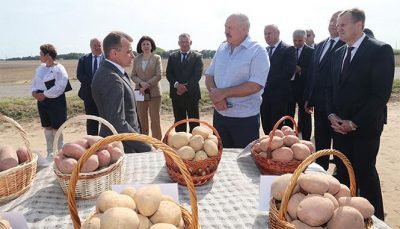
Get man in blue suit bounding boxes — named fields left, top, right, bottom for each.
left=77, top=38, right=103, bottom=135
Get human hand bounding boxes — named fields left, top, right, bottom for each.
left=214, top=100, right=228, bottom=111
left=328, top=114, right=347, bottom=134
left=295, top=65, right=302, bottom=75
left=140, top=81, right=150, bottom=90
left=209, top=88, right=226, bottom=104
left=304, top=101, right=313, bottom=114
left=139, top=88, right=146, bottom=95
left=176, top=83, right=187, bottom=95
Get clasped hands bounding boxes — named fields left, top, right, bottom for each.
left=209, top=88, right=228, bottom=111
left=328, top=114, right=357, bottom=135
left=176, top=83, right=188, bottom=96
left=32, top=92, right=46, bottom=101
left=139, top=81, right=151, bottom=95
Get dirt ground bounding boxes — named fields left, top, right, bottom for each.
left=0, top=102, right=399, bottom=228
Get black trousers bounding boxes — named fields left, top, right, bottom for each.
left=171, top=96, right=199, bottom=132
left=287, top=96, right=312, bottom=140
left=313, top=101, right=333, bottom=170
left=84, top=100, right=99, bottom=135
left=333, top=131, right=384, bottom=220
left=260, top=97, right=288, bottom=135
left=213, top=111, right=260, bottom=148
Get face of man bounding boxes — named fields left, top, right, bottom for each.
left=225, top=15, right=247, bottom=47
left=178, top=36, right=192, bottom=53
left=90, top=39, right=102, bottom=56
left=293, top=35, right=306, bottom=48
left=306, top=31, right=315, bottom=45
left=113, top=38, right=133, bottom=68
left=328, top=12, right=340, bottom=37
left=337, top=12, right=363, bottom=44
left=264, top=26, right=279, bottom=46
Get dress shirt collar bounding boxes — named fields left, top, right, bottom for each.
left=269, top=40, right=281, bottom=49
left=348, top=33, right=366, bottom=50
left=105, top=59, right=125, bottom=75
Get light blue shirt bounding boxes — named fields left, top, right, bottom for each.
left=205, top=36, right=270, bottom=117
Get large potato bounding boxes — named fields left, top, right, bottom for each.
left=259, top=138, right=270, bottom=152
left=326, top=175, right=341, bottom=195
left=291, top=143, right=311, bottom=161
left=81, top=155, right=100, bottom=173
left=62, top=143, right=86, bottom=160
left=299, top=140, right=315, bottom=153
left=298, top=173, right=329, bottom=195
left=281, top=126, right=295, bottom=136
left=58, top=158, right=78, bottom=174
left=270, top=129, right=284, bottom=138
left=334, top=184, right=351, bottom=200
left=297, top=195, right=335, bottom=226
left=82, top=213, right=101, bottom=229
left=121, top=186, right=136, bottom=200
left=100, top=207, right=139, bottom=229
left=177, top=146, right=195, bottom=160
left=283, top=135, right=300, bottom=147
left=96, top=191, right=136, bottom=213
left=72, top=138, right=89, bottom=149
left=287, top=192, right=305, bottom=219
left=192, top=126, right=212, bottom=139
left=338, top=197, right=374, bottom=218
left=271, top=173, right=300, bottom=201
left=189, top=135, right=204, bottom=151
left=150, top=201, right=182, bottom=226
left=324, top=193, right=339, bottom=209
left=134, top=185, right=162, bottom=216
left=0, top=145, right=18, bottom=171
left=271, top=147, right=293, bottom=162
left=150, top=224, right=177, bottom=229
left=109, top=147, right=124, bottom=163
left=96, top=150, right=111, bottom=168
left=327, top=206, right=364, bottom=229
left=270, top=136, right=284, bottom=150
left=207, top=135, right=218, bottom=144
left=84, top=135, right=103, bottom=147
left=170, top=132, right=191, bottom=149
left=194, top=150, right=208, bottom=161
left=204, top=139, right=218, bottom=157
left=16, top=146, right=29, bottom=164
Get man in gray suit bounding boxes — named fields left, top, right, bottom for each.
left=92, top=31, right=151, bottom=153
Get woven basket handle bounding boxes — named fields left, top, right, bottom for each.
left=0, top=114, right=33, bottom=162
left=162, top=118, right=222, bottom=145
left=278, top=149, right=356, bottom=220
left=67, top=133, right=199, bottom=229
left=53, top=115, right=119, bottom=156
left=267, top=116, right=298, bottom=153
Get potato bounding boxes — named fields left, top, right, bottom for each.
left=121, top=186, right=136, bottom=200
left=338, top=197, right=374, bottom=218
left=291, top=143, right=311, bottom=161
left=100, top=207, right=139, bottom=229
left=177, top=146, right=195, bottom=160
left=0, top=145, right=18, bottom=171
left=96, top=191, right=136, bottom=213
left=54, top=150, right=66, bottom=170
left=170, top=132, right=190, bottom=149
left=81, top=155, right=100, bottom=173
left=327, top=206, right=364, bottom=229
left=259, top=151, right=269, bottom=158
left=271, top=173, right=300, bottom=201
left=72, top=138, right=89, bottom=149
left=150, top=223, right=177, bottom=229
left=150, top=201, right=182, bottom=226
left=324, top=193, right=339, bottom=209
left=298, top=173, right=329, bottom=195
left=281, top=126, right=295, bottom=136
left=283, top=135, right=300, bottom=147
left=82, top=213, right=101, bottom=229
left=271, top=147, right=293, bottom=162
left=84, top=135, right=103, bottom=147
left=300, top=140, right=315, bottom=153
left=203, top=139, right=218, bottom=157
left=270, top=136, right=284, bottom=150
left=253, top=142, right=262, bottom=153
left=287, top=192, right=305, bottom=219
left=270, top=129, right=284, bottom=138
left=192, top=126, right=212, bottom=139
left=297, top=195, right=335, bottom=226
left=334, top=184, right=351, bottom=200
left=58, top=158, right=78, bottom=174
left=62, top=143, right=86, bottom=160
left=326, top=175, right=341, bottom=195
left=109, top=147, right=124, bottom=163
left=194, top=150, right=208, bottom=161
left=207, top=134, right=218, bottom=144
left=134, top=185, right=162, bottom=216
left=161, top=195, right=175, bottom=202
left=167, top=131, right=175, bottom=147
left=16, top=146, right=29, bottom=164
left=96, top=150, right=111, bottom=168
left=189, top=135, right=204, bottom=151
left=138, top=214, right=152, bottom=229
left=291, top=220, right=323, bottom=229
left=259, top=138, right=270, bottom=151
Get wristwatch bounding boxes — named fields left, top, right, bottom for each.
left=349, top=121, right=356, bottom=131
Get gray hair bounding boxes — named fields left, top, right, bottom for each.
left=264, top=24, right=280, bottom=33
left=229, top=13, right=250, bottom=32
left=178, top=33, right=191, bottom=40
left=293, top=29, right=306, bottom=38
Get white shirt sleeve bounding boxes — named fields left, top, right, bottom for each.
left=43, top=64, right=69, bottom=98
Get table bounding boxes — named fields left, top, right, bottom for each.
left=0, top=149, right=390, bottom=228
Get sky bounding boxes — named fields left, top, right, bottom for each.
left=1, top=0, right=399, bottom=59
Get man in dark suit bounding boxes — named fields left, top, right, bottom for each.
left=287, top=30, right=313, bottom=140
left=92, top=31, right=151, bottom=153
left=77, top=38, right=103, bottom=135
left=166, top=33, right=204, bottom=132
left=261, top=24, right=296, bottom=134
left=327, top=9, right=394, bottom=220
left=304, top=11, right=345, bottom=169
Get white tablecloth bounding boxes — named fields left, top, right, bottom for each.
left=0, top=149, right=391, bottom=228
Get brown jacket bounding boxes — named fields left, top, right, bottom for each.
left=131, top=53, right=162, bottom=97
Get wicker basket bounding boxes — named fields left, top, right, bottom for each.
left=0, top=114, right=38, bottom=203
left=251, top=116, right=303, bottom=175
left=52, top=115, right=125, bottom=199
left=269, top=149, right=373, bottom=229
left=67, top=133, right=200, bottom=229
left=162, top=118, right=223, bottom=186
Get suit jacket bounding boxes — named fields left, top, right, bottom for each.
left=292, top=45, right=314, bottom=99
left=77, top=53, right=103, bottom=103
left=131, top=53, right=162, bottom=97
left=166, top=50, right=204, bottom=100
left=262, top=41, right=296, bottom=101
left=92, top=60, right=151, bottom=153
left=304, top=38, right=345, bottom=105
left=326, top=36, right=394, bottom=136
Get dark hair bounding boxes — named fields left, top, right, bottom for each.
left=103, top=31, right=133, bottom=58
left=136, top=36, right=156, bottom=53
left=363, top=28, right=375, bottom=38
left=40, top=44, right=57, bottom=60
left=340, top=8, right=366, bottom=28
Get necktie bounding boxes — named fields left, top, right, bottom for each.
left=296, top=48, right=300, bottom=63
left=340, top=46, right=354, bottom=83
left=268, top=46, right=274, bottom=57
left=181, top=53, right=187, bottom=63
left=93, top=56, right=98, bottom=73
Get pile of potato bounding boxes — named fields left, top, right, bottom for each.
left=0, top=215, right=12, bottom=229
left=253, top=126, right=315, bottom=162
left=271, top=173, right=374, bottom=229
left=167, top=126, right=219, bottom=162
left=82, top=185, right=184, bottom=229
left=0, top=145, right=29, bottom=172
left=54, top=135, right=123, bottom=174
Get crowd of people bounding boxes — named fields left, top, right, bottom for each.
left=30, top=8, right=394, bottom=221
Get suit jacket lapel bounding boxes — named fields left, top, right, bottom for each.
left=103, top=60, right=134, bottom=91
left=340, top=36, right=369, bottom=86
